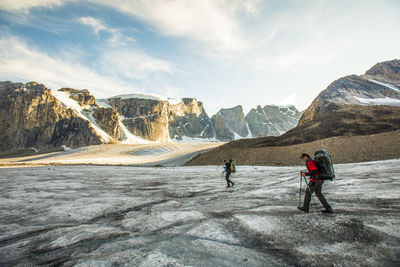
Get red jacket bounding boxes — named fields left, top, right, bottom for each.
left=305, top=159, right=322, bottom=181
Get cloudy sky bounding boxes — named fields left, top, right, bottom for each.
left=0, top=0, right=399, bottom=114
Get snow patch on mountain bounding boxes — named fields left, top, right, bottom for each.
left=96, top=98, right=111, bottom=108
left=52, top=90, right=91, bottom=111
left=245, top=122, right=253, bottom=138
left=167, top=98, right=183, bottom=105
left=52, top=90, right=114, bottom=142
left=367, top=79, right=400, bottom=92
left=354, top=96, right=400, bottom=106
left=232, top=123, right=252, bottom=140
left=119, top=121, right=155, bottom=144
left=110, top=93, right=183, bottom=105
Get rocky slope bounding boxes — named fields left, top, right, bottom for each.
left=186, top=129, right=400, bottom=166
left=187, top=59, right=400, bottom=165
left=362, top=59, right=400, bottom=86
left=299, top=59, right=400, bottom=126
left=0, top=82, right=105, bottom=153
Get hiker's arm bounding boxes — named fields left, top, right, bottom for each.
left=301, top=170, right=310, bottom=176
left=306, top=169, right=318, bottom=176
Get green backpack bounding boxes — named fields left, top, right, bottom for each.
left=229, top=159, right=236, bottom=173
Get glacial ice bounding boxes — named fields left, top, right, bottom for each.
left=0, top=160, right=399, bottom=266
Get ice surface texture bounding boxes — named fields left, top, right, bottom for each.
left=0, top=160, right=399, bottom=266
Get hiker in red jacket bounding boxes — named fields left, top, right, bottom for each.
left=298, top=153, right=332, bottom=213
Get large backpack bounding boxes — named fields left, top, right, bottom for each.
left=229, top=159, right=236, bottom=173
left=314, top=150, right=335, bottom=181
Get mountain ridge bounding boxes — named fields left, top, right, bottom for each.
left=0, top=81, right=301, bottom=153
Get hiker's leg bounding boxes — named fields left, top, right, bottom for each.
left=315, top=181, right=331, bottom=209
left=226, top=172, right=234, bottom=186
left=225, top=172, right=231, bottom=186
left=228, top=175, right=234, bottom=186
left=303, top=181, right=316, bottom=210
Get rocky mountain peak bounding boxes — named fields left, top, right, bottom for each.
left=211, top=105, right=249, bottom=141
left=0, top=81, right=104, bottom=153
left=298, top=59, right=400, bottom=126
left=25, top=81, right=49, bottom=92
left=363, top=59, right=400, bottom=85
left=171, top=98, right=204, bottom=117
left=245, top=104, right=302, bottom=137
left=59, top=88, right=98, bottom=107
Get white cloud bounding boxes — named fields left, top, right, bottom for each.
left=0, top=34, right=177, bottom=98
left=1, top=0, right=260, bottom=57
left=100, top=49, right=175, bottom=80
left=0, top=0, right=67, bottom=12
left=77, top=16, right=136, bottom=45
left=75, top=16, right=174, bottom=78
left=78, top=16, right=108, bottom=34
left=88, top=0, right=260, bottom=56
left=0, top=35, right=131, bottom=97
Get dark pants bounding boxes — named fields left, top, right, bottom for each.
left=225, top=171, right=234, bottom=186
left=303, top=180, right=331, bottom=211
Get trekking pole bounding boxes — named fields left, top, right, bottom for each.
left=298, top=173, right=302, bottom=207
left=221, top=171, right=224, bottom=185
left=303, top=175, right=312, bottom=193
left=302, top=174, right=314, bottom=208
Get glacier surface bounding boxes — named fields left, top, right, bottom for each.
left=0, top=160, right=399, bottom=266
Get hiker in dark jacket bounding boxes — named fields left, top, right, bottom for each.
left=223, top=159, right=235, bottom=188
left=298, top=153, right=332, bottom=213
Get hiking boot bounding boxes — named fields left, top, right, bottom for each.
left=321, top=208, right=333, bottom=213
left=231, top=182, right=235, bottom=187
left=297, top=206, right=309, bottom=213
left=226, top=185, right=231, bottom=188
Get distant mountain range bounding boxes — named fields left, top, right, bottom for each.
left=0, top=81, right=301, bottom=153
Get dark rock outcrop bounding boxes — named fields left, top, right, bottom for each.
left=108, top=97, right=170, bottom=142
left=59, top=88, right=97, bottom=107
left=92, top=107, right=120, bottom=140
left=168, top=98, right=214, bottom=140
left=211, top=105, right=248, bottom=141
left=211, top=113, right=234, bottom=141
left=0, top=81, right=103, bottom=152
